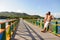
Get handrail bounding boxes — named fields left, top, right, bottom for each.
left=26, top=19, right=60, bottom=36
left=0, top=19, right=19, bottom=40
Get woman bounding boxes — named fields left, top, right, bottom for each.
left=41, top=13, right=48, bottom=32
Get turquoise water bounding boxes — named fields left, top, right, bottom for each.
left=0, top=19, right=7, bottom=28
left=0, top=19, right=7, bottom=22
left=58, top=21, right=60, bottom=24
left=51, top=22, right=56, bottom=24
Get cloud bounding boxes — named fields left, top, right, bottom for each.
left=16, top=10, right=21, bottom=12
left=52, top=13, right=60, bottom=18
left=55, top=13, right=60, bottom=18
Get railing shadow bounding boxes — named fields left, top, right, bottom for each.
left=11, top=20, right=44, bottom=40
left=24, top=22, right=44, bottom=40
left=23, top=22, right=36, bottom=40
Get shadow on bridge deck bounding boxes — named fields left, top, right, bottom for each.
left=11, top=20, right=44, bottom=40
left=11, top=20, right=60, bottom=40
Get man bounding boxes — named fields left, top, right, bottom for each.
left=41, top=12, right=54, bottom=32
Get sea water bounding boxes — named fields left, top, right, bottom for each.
left=57, top=21, right=60, bottom=24
left=0, top=19, right=7, bottom=22
left=0, top=19, right=6, bottom=28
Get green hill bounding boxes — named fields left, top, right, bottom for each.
left=0, top=12, right=44, bottom=19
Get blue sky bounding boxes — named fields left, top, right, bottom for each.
left=0, top=0, right=60, bottom=17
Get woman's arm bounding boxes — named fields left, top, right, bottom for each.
left=44, top=15, right=47, bottom=23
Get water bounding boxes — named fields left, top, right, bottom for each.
left=57, top=26, right=60, bottom=34
left=0, top=19, right=7, bottom=22
left=51, top=22, right=56, bottom=24
left=0, top=19, right=7, bottom=28
left=58, top=21, right=60, bottom=24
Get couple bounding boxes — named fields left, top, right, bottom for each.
left=41, top=12, right=54, bottom=32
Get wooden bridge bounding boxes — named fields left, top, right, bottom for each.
left=0, top=19, right=60, bottom=40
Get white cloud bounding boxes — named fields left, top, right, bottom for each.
left=15, top=10, right=23, bottom=13
left=55, top=13, right=60, bottom=18
left=52, top=13, right=60, bottom=18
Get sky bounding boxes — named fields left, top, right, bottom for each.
left=0, top=0, right=60, bottom=18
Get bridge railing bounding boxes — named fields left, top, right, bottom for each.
left=0, top=19, right=19, bottom=40
left=26, top=19, right=60, bottom=36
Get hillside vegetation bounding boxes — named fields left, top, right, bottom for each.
left=0, top=12, right=44, bottom=19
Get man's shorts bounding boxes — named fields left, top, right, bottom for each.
left=44, top=21, right=50, bottom=28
